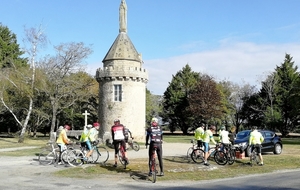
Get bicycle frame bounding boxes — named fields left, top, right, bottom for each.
left=118, top=143, right=128, bottom=168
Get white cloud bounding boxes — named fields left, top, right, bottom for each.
left=144, top=42, right=300, bottom=95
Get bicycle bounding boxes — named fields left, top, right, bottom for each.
left=191, top=143, right=217, bottom=164
left=67, top=140, right=109, bottom=167
left=249, top=145, right=260, bottom=166
left=126, top=138, right=140, bottom=151
left=118, top=142, right=129, bottom=169
left=38, top=142, right=73, bottom=166
left=186, top=139, right=198, bottom=161
left=147, top=145, right=158, bottom=183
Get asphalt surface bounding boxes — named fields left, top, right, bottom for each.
left=1, top=143, right=300, bottom=190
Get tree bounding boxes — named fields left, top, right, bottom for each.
left=0, top=24, right=27, bottom=68
left=0, top=26, right=46, bottom=142
left=163, top=64, right=200, bottom=134
left=188, top=74, right=224, bottom=126
left=273, top=54, right=300, bottom=136
left=146, top=89, right=162, bottom=125
left=38, top=42, right=93, bottom=133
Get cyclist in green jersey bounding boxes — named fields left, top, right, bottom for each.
left=249, top=126, right=264, bottom=166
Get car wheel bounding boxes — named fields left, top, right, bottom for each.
left=273, top=143, right=282, bottom=154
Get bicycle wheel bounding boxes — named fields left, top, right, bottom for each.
left=118, top=151, right=126, bottom=166
left=191, top=149, right=205, bottom=164
left=89, top=148, right=100, bottom=163
left=131, top=141, right=140, bottom=151
left=250, top=152, right=259, bottom=166
left=214, top=150, right=228, bottom=165
left=67, top=149, right=84, bottom=167
left=39, top=150, right=56, bottom=165
left=149, top=157, right=157, bottom=183
left=227, top=149, right=236, bottom=165
left=95, top=146, right=109, bottom=163
left=186, top=147, right=193, bottom=160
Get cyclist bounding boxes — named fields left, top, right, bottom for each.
left=91, top=122, right=100, bottom=140
left=79, top=124, right=96, bottom=160
left=219, top=126, right=230, bottom=151
left=146, top=117, right=164, bottom=176
left=111, top=119, right=129, bottom=167
left=194, top=123, right=205, bottom=148
left=249, top=126, right=264, bottom=166
left=203, top=125, right=217, bottom=166
left=56, top=124, right=71, bottom=164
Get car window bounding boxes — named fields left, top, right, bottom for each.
left=236, top=131, right=250, bottom=139
left=265, top=132, right=274, bottom=138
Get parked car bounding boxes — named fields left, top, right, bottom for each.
left=234, top=129, right=283, bottom=157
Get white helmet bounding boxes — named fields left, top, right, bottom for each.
left=86, top=124, right=93, bottom=129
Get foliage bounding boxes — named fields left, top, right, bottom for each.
left=243, top=54, right=300, bottom=136
left=145, top=88, right=162, bottom=125
left=38, top=43, right=94, bottom=133
left=188, top=74, right=224, bottom=126
left=0, top=24, right=27, bottom=68
left=162, top=64, right=200, bottom=134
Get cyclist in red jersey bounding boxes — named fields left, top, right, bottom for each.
left=146, top=117, right=164, bottom=176
left=111, top=119, right=128, bottom=167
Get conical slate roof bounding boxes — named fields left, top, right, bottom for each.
left=102, top=32, right=140, bottom=62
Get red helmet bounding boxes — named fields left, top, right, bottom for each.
left=64, top=125, right=71, bottom=130
left=93, top=122, right=100, bottom=127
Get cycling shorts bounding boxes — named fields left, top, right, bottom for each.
left=203, top=142, right=210, bottom=152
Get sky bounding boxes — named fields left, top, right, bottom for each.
left=1, top=0, right=300, bottom=95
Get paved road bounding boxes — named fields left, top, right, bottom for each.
left=1, top=143, right=300, bottom=190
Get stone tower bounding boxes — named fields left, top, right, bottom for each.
left=95, top=0, right=148, bottom=142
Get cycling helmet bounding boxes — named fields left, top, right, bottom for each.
left=64, top=125, right=71, bottom=130
left=86, top=124, right=93, bottom=129
left=151, top=117, right=158, bottom=123
left=93, top=122, right=100, bottom=127
left=114, top=119, right=120, bottom=124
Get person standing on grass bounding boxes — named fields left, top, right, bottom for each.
left=194, top=123, right=205, bottom=148
left=229, top=126, right=237, bottom=145
left=203, top=125, right=217, bottom=166
left=249, top=126, right=264, bottom=166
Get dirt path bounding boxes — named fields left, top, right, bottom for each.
left=0, top=142, right=197, bottom=190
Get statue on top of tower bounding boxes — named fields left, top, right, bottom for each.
left=119, top=0, right=127, bottom=33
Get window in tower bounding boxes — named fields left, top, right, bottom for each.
left=114, top=84, right=122, bottom=102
